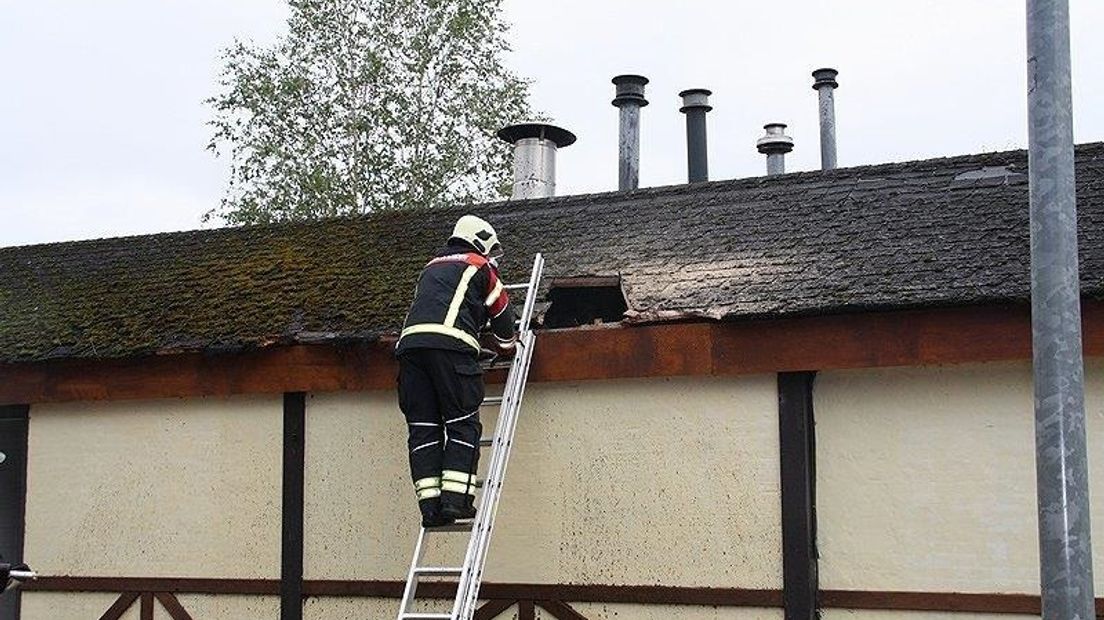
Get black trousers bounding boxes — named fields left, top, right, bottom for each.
left=397, top=348, right=484, bottom=500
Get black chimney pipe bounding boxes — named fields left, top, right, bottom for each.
left=679, top=88, right=712, bottom=182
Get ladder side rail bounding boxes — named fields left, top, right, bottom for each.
left=516, top=254, right=543, bottom=328
left=450, top=336, right=528, bottom=617
left=449, top=365, right=518, bottom=617
left=454, top=256, right=543, bottom=618
left=460, top=256, right=543, bottom=616
left=448, top=377, right=512, bottom=613
left=459, top=329, right=538, bottom=617
left=397, top=527, right=430, bottom=617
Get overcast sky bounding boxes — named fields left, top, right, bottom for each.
left=2, top=1, right=1102, bottom=247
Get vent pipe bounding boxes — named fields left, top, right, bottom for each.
left=612, top=75, right=649, bottom=191
left=679, top=88, right=712, bottom=182
left=497, top=123, right=576, bottom=199
left=812, top=68, right=839, bottom=170
left=756, top=123, right=794, bottom=176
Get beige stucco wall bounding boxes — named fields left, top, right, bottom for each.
left=816, top=360, right=1104, bottom=594
left=304, top=376, right=782, bottom=588
left=21, top=592, right=138, bottom=620
left=304, top=596, right=437, bottom=619
left=175, top=594, right=281, bottom=618
left=24, top=395, right=283, bottom=578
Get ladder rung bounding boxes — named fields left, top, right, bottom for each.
left=424, top=521, right=474, bottom=533
left=482, top=396, right=503, bottom=406
left=504, top=282, right=531, bottom=290
left=479, top=437, right=494, bottom=447
left=414, top=566, right=464, bottom=577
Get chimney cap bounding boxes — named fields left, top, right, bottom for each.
left=497, top=123, right=577, bottom=148
left=678, top=88, right=713, bottom=113
left=757, top=123, right=794, bottom=154
left=812, top=67, right=839, bottom=90
left=612, top=74, right=649, bottom=107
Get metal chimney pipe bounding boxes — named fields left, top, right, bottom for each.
left=679, top=88, right=712, bottom=182
left=496, top=123, right=577, bottom=199
left=1026, top=1, right=1094, bottom=618
left=812, top=68, right=839, bottom=170
left=756, top=123, right=794, bottom=176
left=612, top=74, right=649, bottom=191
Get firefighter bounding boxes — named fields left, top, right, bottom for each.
left=396, top=215, right=516, bottom=527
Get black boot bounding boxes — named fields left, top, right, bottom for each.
left=419, top=497, right=454, bottom=528
left=440, top=491, right=477, bottom=521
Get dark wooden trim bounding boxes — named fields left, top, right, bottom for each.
left=29, top=577, right=779, bottom=606
left=538, top=600, right=588, bottom=620
left=819, top=589, right=1049, bottom=615
left=305, top=581, right=783, bottom=606
left=28, top=577, right=279, bottom=595
left=778, top=372, right=818, bottom=620
left=0, top=405, right=29, bottom=419
left=155, top=592, right=194, bottom=620
left=97, top=592, right=138, bottom=620
left=8, top=303, right=1104, bottom=405
left=139, top=592, right=153, bottom=620
left=518, top=599, right=535, bottom=620
left=281, top=392, right=306, bottom=620
left=0, top=404, right=29, bottom=620
left=31, top=577, right=1104, bottom=615
left=473, top=599, right=516, bottom=619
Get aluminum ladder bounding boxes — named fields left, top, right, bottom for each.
left=396, top=253, right=544, bottom=620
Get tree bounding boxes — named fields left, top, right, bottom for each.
left=205, top=0, right=535, bottom=225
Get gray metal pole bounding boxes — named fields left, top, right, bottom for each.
left=612, top=75, right=649, bottom=191
left=679, top=89, right=712, bottom=182
left=812, top=68, right=839, bottom=170
left=1027, top=1, right=1095, bottom=618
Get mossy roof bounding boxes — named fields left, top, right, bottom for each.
left=3, top=143, right=1104, bottom=364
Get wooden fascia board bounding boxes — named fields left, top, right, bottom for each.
left=3, top=302, right=1102, bottom=405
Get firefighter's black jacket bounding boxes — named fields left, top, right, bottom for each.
left=396, top=244, right=515, bottom=357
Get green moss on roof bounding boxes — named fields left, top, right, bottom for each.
left=3, top=143, right=1104, bottom=364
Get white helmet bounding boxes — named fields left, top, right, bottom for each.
left=451, top=214, right=501, bottom=257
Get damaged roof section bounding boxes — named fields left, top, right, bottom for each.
left=2, top=143, right=1104, bottom=364
left=543, top=277, right=628, bottom=328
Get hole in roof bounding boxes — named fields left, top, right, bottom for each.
left=953, top=165, right=1027, bottom=183
left=543, top=277, right=627, bottom=329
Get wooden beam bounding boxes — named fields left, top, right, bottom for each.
left=154, top=592, right=194, bottom=620
left=473, top=599, right=516, bottom=620
left=778, top=372, right=818, bottom=620
left=27, top=577, right=278, bottom=595
left=0, top=405, right=29, bottom=620
left=538, top=600, right=589, bottom=620
left=97, top=592, right=138, bottom=620
left=32, top=577, right=1104, bottom=615
left=281, top=393, right=306, bottom=620
left=819, top=589, right=1058, bottom=615
left=139, top=592, right=153, bottom=620
left=5, top=302, right=1104, bottom=405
